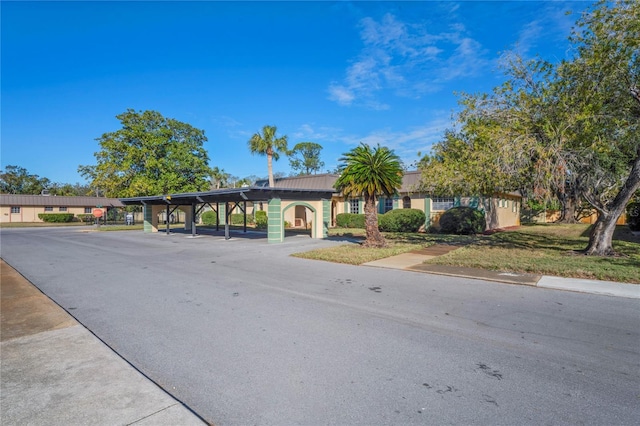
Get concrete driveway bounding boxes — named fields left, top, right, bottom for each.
left=1, top=227, right=639, bottom=425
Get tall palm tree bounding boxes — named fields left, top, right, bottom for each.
left=334, top=143, right=403, bottom=248
left=248, top=125, right=288, bottom=187
left=211, top=166, right=230, bottom=189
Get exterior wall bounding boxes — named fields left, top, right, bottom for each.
left=281, top=200, right=325, bottom=239
left=1, top=205, right=107, bottom=223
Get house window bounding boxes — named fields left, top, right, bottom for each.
left=384, top=198, right=393, bottom=213
left=11, top=206, right=20, bottom=214
left=84, top=207, right=92, bottom=214
left=350, top=199, right=360, bottom=214
left=512, top=201, right=518, bottom=213
left=45, top=206, right=53, bottom=211
left=59, top=207, right=67, bottom=212
left=402, top=196, right=411, bottom=209
left=432, top=197, right=454, bottom=211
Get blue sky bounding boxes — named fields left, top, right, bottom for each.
left=1, top=1, right=590, bottom=185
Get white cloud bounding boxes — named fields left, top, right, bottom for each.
left=328, top=13, right=488, bottom=109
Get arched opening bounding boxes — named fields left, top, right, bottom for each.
left=282, top=202, right=317, bottom=238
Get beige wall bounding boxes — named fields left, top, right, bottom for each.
left=0, top=206, right=107, bottom=223
left=281, top=200, right=325, bottom=238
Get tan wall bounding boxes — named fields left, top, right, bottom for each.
left=281, top=200, right=325, bottom=238
left=1, top=206, right=106, bottom=223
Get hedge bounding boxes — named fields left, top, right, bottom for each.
left=627, top=202, right=640, bottom=231
left=230, top=213, right=254, bottom=225
left=378, top=209, right=426, bottom=233
left=38, top=213, right=75, bottom=223
left=201, top=211, right=218, bottom=225
left=255, top=210, right=268, bottom=228
left=438, top=207, right=485, bottom=235
left=336, top=213, right=366, bottom=228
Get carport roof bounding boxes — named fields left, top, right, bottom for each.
left=119, top=186, right=336, bottom=206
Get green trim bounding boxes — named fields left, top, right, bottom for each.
left=218, top=203, right=226, bottom=225
left=282, top=201, right=317, bottom=239
left=322, top=199, right=330, bottom=238
left=378, top=197, right=385, bottom=214
left=267, top=198, right=283, bottom=244
left=143, top=205, right=153, bottom=233
left=424, top=196, right=431, bottom=227
left=393, top=197, right=400, bottom=209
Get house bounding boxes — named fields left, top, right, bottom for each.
left=0, top=194, right=125, bottom=223
left=257, top=171, right=522, bottom=230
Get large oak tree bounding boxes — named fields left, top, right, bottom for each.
left=79, top=109, right=212, bottom=198
left=421, top=0, right=639, bottom=256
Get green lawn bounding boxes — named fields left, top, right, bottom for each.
left=293, top=224, right=640, bottom=283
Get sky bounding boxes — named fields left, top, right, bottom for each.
left=1, top=0, right=592, bottom=185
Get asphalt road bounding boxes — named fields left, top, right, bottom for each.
left=1, top=227, right=639, bottom=425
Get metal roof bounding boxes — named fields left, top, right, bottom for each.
left=120, top=186, right=336, bottom=206
left=255, top=174, right=339, bottom=190
left=0, top=194, right=125, bottom=207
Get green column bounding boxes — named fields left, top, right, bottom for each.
left=267, top=198, right=283, bottom=244
left=143, top=204, right=153, bottom=233
left=322, top=199, right=330, bottom=238
left=424, top=196, right=431, bottom=227
left=219, top=203, right=226, bottom=225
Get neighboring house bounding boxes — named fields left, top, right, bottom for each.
left=0, top=194, right=125, bottom=223
left=257, top=171, right=522, bottom=231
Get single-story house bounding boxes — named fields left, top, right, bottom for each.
left=0, top=194, right=125, bottom=223
left=256, top=171, right=522, bottom=230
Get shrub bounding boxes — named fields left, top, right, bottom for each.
left=38, top=213, right=75, bottom=223
left=378, top=209, right=426, bottom=233
left=255, top=210, right=267, bottom=228
left=438, top=207, right=485, bottom=235
left=336, top=213, right=365, bottom=228
left=230, top=213, right=254, bottom=225
left=76, top=214, right=96, bottom=223
left=201, top=211, right=218, bottom=225
left=627, top=202, right=640, bottom=231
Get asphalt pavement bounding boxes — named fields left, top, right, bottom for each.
left=1, top=227, right=638, bottom=425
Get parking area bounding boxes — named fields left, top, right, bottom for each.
left=1, top=227, right=639, bottom=425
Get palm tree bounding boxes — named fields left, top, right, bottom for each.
left=211, top=166, right=230, bottom=189
left=248, top=125, right=288, bottom=187
left=334, top=143, right=403, bottom=248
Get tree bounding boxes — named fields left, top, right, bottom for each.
left=248, top=125, right=288, bottom=187
left=78, top=109, right=212, bottom=198
left=0, top=165, right=51, bottom=194
left=334, top=143, right=403, bottom=248
left=288, top=142, right=325, bottom=175
left=420, top=0, right=639, bottom=256
left=211, top=166, right=230, bottom=189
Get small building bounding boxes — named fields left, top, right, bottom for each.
left=0, top=194, right=125, bottom=223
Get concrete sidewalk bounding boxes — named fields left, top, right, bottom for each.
left=0, top=260, right=207, bottom=426
left=363, top=245, right=640, bottom=299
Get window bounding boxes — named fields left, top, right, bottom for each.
left=84, top=207, right=92, bottom=214
left=512, top=200, right=518, bottom=213
left=384, top=198, right=393, bottom=213
left=45, top=206, right=53, bottom=212
left=11, top=206, right=20, bottom=214
left=59, top=207, right=67, bottom=212
left=432, top=197, right=454, bottom=211
left=349, top=199, right=360, bottom=214
left=402, top=196, right=411, bottom=209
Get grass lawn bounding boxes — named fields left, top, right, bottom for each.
left=428, top=224, right=640, bottom=284
left=293, top=224, right=640, bottom=283
left=292, top=228, right=477, bottom=265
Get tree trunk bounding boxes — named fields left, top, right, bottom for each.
left=583, top=149, right=640, bottom=256
left=363, top=194, right=386, bottom=248
left=267, top=153, right=274, bottom=187
left=556, top=190, right=579, bottom=223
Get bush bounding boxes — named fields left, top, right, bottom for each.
left=38, top=213, right=75, bottom=223
left=230, top=213, right=254, bottom=225
left=627, top=202, right=640, bottom=231
left=201, top=211, right=218, bottom=225
left=336, top=213, right=365, bottom=228
left=76, top=214, right=96, bottom=223
left=438, top=207, right=485, bottom=235
left=255, top=210, right=267, bottom=228
left=378, top=209, right=426, bottom=233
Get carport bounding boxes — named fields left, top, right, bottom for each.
left=120, top=187, right=335, bottom=243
